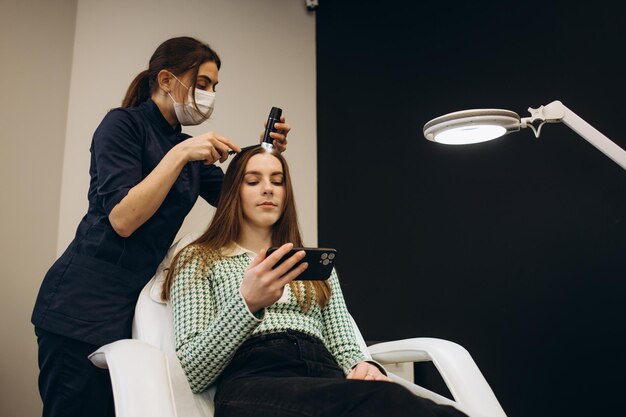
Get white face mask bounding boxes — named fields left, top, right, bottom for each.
left=167, top=75, right=215, bottom=126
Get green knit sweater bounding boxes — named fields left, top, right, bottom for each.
left=171, top=246, right=368, bottom=394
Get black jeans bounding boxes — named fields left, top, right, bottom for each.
left=35, top=327, right=114, bottom=417
left=214, top=330, right=467, bottom=417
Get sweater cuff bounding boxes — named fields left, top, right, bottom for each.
left=238, top=288, right=265, bottom=321
left=350, top=360, right=388, bottom=376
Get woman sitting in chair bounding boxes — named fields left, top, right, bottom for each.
left=163, top=146, right=466, bottom=417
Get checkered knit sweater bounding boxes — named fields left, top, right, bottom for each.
left=170, top=246, right=367, bottom=394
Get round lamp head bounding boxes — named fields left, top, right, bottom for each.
left=423, top=109, right=521, bottom=145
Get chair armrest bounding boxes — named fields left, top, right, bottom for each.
left=368, top=338, right=506, bottom=417
left=89, top=339, right=178, bottom=417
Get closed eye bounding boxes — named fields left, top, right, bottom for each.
left=271, top=175, right=284, bottom=185
left=196, top=75, right=216, bottom=92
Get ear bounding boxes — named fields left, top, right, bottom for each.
left=157, top=70, right=173, bottom=93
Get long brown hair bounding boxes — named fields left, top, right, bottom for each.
left=122, top=36, right=221, bottom=108
left=162, top=147, right=331, bottom=311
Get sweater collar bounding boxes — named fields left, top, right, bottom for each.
left=221, top=243, right=257, bottom=258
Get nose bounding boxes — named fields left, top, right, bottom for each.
left=262, top=180, right=274, bottom=196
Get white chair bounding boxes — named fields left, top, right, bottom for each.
left=89, top=234, right=506, bottom=417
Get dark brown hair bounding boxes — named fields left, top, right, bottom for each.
left=122, top=36, right=221, bottom=108
left=162, top=147, right=332, bottom=311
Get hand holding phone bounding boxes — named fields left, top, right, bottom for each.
left=241, top=243, right=308, bottom=313
left=265, top=247, right=338, bottom=280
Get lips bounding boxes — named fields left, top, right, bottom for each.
left=258, top=201, right=277, bottom=207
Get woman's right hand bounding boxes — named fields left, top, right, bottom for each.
left=175, top=131, right=241, bottom=164
left=240, top=243, right=308, bottom=313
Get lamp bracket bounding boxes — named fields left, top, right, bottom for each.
left=520, top=102, right=567, bottom=138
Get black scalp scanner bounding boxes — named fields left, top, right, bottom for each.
left=261, top=107, right=282, bottom=152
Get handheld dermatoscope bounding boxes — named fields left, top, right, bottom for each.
left=261, top=107, right=282, bottom=152
left=228, top=107, right=283, bottom=155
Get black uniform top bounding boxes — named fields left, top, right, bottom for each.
left=32, top=99, right=224, bottom=346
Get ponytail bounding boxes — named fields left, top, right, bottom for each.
left=122, top=69, right=150, bottom=108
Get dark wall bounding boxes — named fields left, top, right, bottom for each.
left=316, top=1, right=626, bottom=416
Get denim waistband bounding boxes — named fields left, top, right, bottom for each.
left=239, top=330, right=323, bottom=351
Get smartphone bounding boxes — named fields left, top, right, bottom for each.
left=265, top=247, right=338, bottom=280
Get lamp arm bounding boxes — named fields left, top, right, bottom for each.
left=524, top=100, right=626, bottom=170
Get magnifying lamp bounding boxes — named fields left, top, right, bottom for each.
left=423, top=100, right=626, bottom=170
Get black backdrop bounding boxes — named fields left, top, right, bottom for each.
left=316, top=1, right=626, bottom=416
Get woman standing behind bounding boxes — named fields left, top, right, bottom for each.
left=164, top=147, right=466, bottom=417
left=31, top=37, right=290, bottom=417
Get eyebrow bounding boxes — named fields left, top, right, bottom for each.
left=244, top=171, right=284, bottom=176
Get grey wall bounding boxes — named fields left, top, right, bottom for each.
left=0, top=1, right=77, bottom=415
left=0, top=1, right=316, bottom=415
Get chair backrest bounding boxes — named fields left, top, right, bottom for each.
left=132, top=233, right=374, bottom=417
left=132, top=233, right=214, bottom=417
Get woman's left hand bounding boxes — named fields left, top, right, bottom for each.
left=260, top=115, right=290, bottom=153
left=346, top=362, right=393, bottom=382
